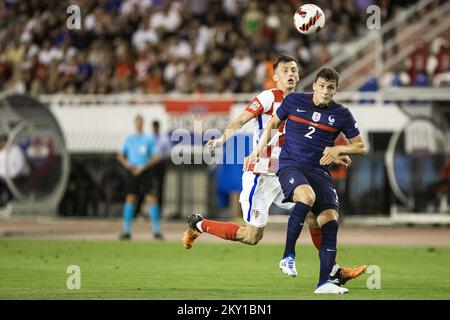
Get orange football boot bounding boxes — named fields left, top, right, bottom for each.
left=332, top=265, right=367, bottom=286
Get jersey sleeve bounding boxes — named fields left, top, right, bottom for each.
left=121, top=136, right=130, bottom=155
left=244, top=90, right=275, bottom=116
left=341, top=108, right=360, bottom=139
left=276, top=94, right=291, bottom=121
left=147, top=135, right=155, bottom=157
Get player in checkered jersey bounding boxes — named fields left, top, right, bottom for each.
left=183, top=55, right=365, bottom=285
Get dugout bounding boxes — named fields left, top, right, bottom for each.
left=0, top=94, right=69, bottom=217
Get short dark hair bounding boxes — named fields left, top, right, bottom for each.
left=273, top=54, right=298, bottom=71
left=315, top=67, right=339, bottom=86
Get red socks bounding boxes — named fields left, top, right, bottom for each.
left=201, top=220, right=240, bottom=241
left=309, top=227, right=323, bottom=250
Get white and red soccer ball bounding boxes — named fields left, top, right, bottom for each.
left=293, top=4, right=325, bottom=35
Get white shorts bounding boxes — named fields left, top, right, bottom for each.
left=239, top=171, right=295, bottom=228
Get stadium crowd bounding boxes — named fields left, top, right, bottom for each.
left=0, top=0, right=448, bottom=95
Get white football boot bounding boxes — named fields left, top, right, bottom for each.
left=279, top=256, right=298, bottom=277
left=314, top=280, right=349, bottom=294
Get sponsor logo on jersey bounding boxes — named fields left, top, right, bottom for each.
left=354, top=122, right=359, bottom=128
left=296, top=108, right=307, bottom=113
left=312, top=112, right=321, bottom=122
left=289, top=178, right=295, bottom=184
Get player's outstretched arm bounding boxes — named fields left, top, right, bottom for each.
left=244, top=114, right=282, bottom=171
left=320, top=135, right=366, bottom=166
left=206, top=110, right=255, bottom=151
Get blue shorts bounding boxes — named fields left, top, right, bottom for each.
left=277, top=166, right=339, bottom=215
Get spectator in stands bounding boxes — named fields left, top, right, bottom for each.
left=1, top=0, right=446, bottom=95
left=241, top=1, right=264, bottom=39
left=383, top=63, right=411, bottom=87
left=405, top=39, right=430, bottom=86
left=428, top=38, right=450, bottom=87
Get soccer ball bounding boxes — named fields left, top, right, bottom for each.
left=293, top=4, right=325, bottom=35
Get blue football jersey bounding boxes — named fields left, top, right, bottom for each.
left=121, top=134, right=155, bottom=168
left=276, top=92, right=360, bottom=169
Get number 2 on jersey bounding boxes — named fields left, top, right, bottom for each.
left=305, top=126, right=315, bottom=139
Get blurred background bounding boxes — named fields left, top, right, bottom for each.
left=0, top=0, right=449, bottom=227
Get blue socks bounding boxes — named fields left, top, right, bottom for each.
left=149, top=204, right=160, bottom=235
left=282, top=202, right=310, bottom=258
left=123, top=202, right=161, bottom=236
left=318, top=220, right=339, bottom=286
left=123, top=203, right=134, bottom=234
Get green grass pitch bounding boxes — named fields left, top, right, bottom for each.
left=0, top=239, right=449, bottom=299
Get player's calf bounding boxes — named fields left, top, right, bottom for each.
left=183, top=213, right=243, bottom=249
left=239, top=233, right=262, bottom=245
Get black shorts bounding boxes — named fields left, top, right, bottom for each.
left=125, top=168, right=155, bottom=196
left=277, top=165, right=340, bottom=215
left=0, top=179, right=12, bottom=206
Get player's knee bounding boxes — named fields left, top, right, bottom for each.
left=243, top=236, right=260, bottom=245
left=292, top=186, right=315, bottom=205
left=145, top=195, right=156, bottom=205
left=317, top=210, right=339, bottom=227
left=241, top=230, right=263, bottom=245
left=305, top=211, right=318, bottom=227
left=125, top=194, right=136, bottom=204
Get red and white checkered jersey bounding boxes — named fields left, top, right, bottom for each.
left=244, top=88, right=286, bottom=175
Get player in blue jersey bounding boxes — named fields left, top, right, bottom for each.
left=245, top=67, right=366, bottom=294
left=117, top=114, right=162, bottom=240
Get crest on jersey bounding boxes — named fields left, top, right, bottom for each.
left=252, top=209, right=261, bottom=221
left=139, top=144, right=148, bottom=155
left=328, top=115, right=335, bottom=125
left=312, top=112, right=321, bottom=122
